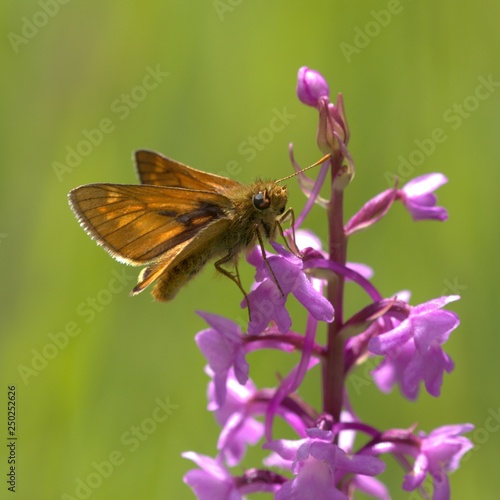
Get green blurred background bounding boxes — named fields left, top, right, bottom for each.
left=1, top=1, right=499, bottom=498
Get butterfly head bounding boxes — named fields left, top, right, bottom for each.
left=252, top=184, right=287, bottom=217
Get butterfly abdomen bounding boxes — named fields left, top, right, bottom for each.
left=151, top=252, right=211, bottom=301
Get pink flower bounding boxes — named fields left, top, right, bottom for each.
left=369, top=295, right=460, bottom=356
left=182, top=453, right=240, bottom=500
left=195, top=312, right=249, bottom=406
left=369, top=296, right=459, bottom=399
left=245, top=242, right=334, bottom=335
left=265, top=429, right=385, bottom=499
left=399, top=173, right=449, bottom=221
left=207, top=368, right=263, bottom=466
left=403, top=424, right=474, bottom=499
left=372, top=337, right=455, bottom=399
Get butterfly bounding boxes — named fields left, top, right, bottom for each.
left=68, top=150, right=329, bottom=308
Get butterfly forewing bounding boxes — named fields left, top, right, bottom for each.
left=135, top=150, right=241, bottom=191
left=69, top=183, right=234, bottom=264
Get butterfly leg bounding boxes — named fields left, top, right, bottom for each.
left=277, top=207, right=300, bottom=256
left=254, top=225, right=286, bottom=299
left=214, top=256, right=252, bottom=320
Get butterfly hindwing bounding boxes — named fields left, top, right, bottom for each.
left=135, top=150, right=241, bottom=191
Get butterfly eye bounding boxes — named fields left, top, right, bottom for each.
left=252, top=191, right=271, bottom=210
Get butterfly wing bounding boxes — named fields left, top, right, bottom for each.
left=135, top=150, right=241, bottom=191
left=131, top=216, right=231, bottom=298
left=68, top=183, right=234, bottom=265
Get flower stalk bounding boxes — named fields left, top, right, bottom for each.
left=324, top=153, right=348, bottom=423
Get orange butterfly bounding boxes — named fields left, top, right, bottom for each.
left=68, top=150, right=329, bottom=306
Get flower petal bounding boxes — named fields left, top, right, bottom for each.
left=412, top=310, right=459, bottom=352
left=368, top=319, right=413, bottom=355
left=402, top=173, right=448, bottom=198
left=292, top=272, right=334, bottom=322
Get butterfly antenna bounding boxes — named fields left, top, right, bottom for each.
left=276, top=153, right=331, bottom=183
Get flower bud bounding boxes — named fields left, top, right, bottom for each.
left=296, top=67, right=329, bottom=107
left=316, top=95, right=350, bottom=156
